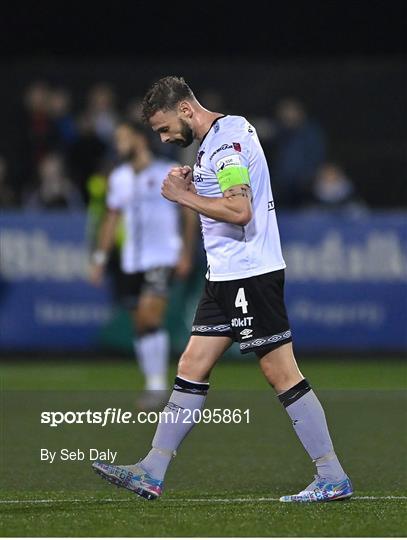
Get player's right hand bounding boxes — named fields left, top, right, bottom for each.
left=169, top=165, right=193, bottom=183
left=167, top=165, right=195, bottom=195
left=88, top=263, right=104, bottom=286
left=180, top=165, right=193, bottom=183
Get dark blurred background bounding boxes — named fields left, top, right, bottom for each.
left=0, top=1, right=406, bottom=355
left=0, top=2, right=406, bottom=209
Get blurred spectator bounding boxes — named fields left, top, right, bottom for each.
left=86, top=83, right=119, bottom=146
left=200, top=89, right=225, bottom=112
left=309, top=162, right=367, bottom=214
left=67, top=83, right=118, bottom=199
left=271, top=98, right=326, bottom=207
left=69, top=114, right=109, bottom=202
left=0, top=156, right=15, bottom=208
left=23, top=153, right=84, bottom=211
left=126, top=98, right=143, bottom=124
left=17, top=81, right=54, bottom=191
left=49, top=88, right=78, bottom=151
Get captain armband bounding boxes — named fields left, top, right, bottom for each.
left=215, top=154, right=250, bottom=193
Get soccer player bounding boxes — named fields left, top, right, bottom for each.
left=93, top=77, right=353, bottom=503
left=89, top=120, right=196, bottom=407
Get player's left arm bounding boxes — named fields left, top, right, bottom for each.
left=162, top=177, right=252, bottom=225
left=182, top=184, right=252, bottom=225
left=161, top=151, right=253, bottom=225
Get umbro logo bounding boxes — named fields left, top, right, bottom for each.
left=240, top=328, right=253, bottom=339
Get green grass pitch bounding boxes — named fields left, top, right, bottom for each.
left=0, top=357, right=406, bottom=537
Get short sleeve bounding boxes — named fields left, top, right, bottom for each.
left=208, top=141, right=250, bottom=193
left=106, top=172, right=126, bottom=210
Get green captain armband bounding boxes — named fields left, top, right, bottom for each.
left=215, top=155, right=250, bottom=193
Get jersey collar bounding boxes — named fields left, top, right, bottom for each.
left=198, top=115, right=227, bottom=147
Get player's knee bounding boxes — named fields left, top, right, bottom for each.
left=259, top=352, right=302, bottom=392
left=177, top=351, right=209, bottom=382
left=265, top=370, right=299, bottom=392
left=137, top=321, right=162, bottom=335
left=135, top=311, right=163, bottom=333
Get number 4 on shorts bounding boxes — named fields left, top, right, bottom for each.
left=235, top=287, right=248, bottom=314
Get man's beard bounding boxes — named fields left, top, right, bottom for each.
left=173, top=120, right=194, bottom=147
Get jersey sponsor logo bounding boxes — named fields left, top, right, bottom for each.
left=246, top=122, right=254, bottom=133
left=216, top=154, right=241, bottom=172
left=268, top=200, right=275, bottom=211
left=214, top=122, right=220, bottom=133
left=194, top=172, right=204, bottom=183
left=196, top=150, right=205, bottom=167
left=231, top=316, right=253, bottom=327
left=209, top=143, right=233, bottom=160
left=233, top=142, right=241, bottom=152
left=240, top=328, right=253, bottom=339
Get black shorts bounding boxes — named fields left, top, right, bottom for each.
left=118, top=267, right=174, bottom=310
left=191, top=269, right=292, bottom=356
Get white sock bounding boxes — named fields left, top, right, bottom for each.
left=134, top=330, right=169, bottom=391
left=140, top=376, right=209, bottom=479
left=279, top=379, right=347, bottom=482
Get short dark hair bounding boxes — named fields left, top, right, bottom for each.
left=141, top=76, right=194, bottom=122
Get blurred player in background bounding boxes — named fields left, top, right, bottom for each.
left=89, top=120, right=197, bottom=408
left=93, top=77, right=352, bottom=503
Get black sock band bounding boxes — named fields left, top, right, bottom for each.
left=137, top=327, right=161, bottom=338
left=278, top=378, right=311, bottom=408
left=173, top=376, right=210, bottom=396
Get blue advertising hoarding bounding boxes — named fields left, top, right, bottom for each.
left=0, top=213, right=112, bottom=350
left=0, top=211, right=406, bottom=352
left=279, top=212, right=407, bottom=351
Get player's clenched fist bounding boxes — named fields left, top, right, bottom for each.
left=161, top=174, right=189, bottom=202
left=162, top=166, right=196, bottom=201
left=169, top=165, right=193, bottom=182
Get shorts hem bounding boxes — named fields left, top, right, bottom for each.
left=239, top=330, right=292, bottom=354
left=191, top=331, right=234, bottom=338
left=241, top=337, right=292, bottom=355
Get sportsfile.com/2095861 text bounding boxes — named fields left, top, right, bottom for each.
left=40, top=408, right=251, bottom=427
